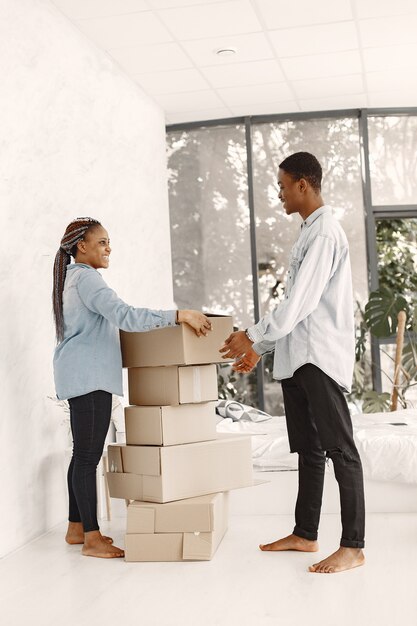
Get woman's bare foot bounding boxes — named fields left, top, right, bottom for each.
left=65, top=522, right=113, bottom=545
left=82, top=531, right=124, bottom=559
left=309, top=547, right=365, bottom=573
left=259, top=533, right=318, bottom=552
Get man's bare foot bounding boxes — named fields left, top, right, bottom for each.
left=82, top=531, right=124, bottom=559
left=259, top=533, right=318, bottom=552
left=309, top=547, right=365, bottom=573
left=65, top=522, right=113, bottom=545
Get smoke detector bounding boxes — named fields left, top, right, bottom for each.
left=215, top=47, right=237, bottom=57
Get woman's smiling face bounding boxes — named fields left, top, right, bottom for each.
left=75, top=225, right=111, bottom=269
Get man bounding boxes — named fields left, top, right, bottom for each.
left=220, top=152, right=365, bottom=574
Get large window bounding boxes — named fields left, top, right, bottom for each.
left=365, top=114, right=417, bottom=403
left=368, top=116, right=417, bottom=206
left=167, top=109, right=417, bottom=412
left=252, top=117, right=368, bottom=413
left=167, top=124, right=258, bottom=406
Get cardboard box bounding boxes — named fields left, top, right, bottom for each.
left=120, top=314, right=233, bottom=368
left=128, top=364, right=218, bottom=406
left=126, top=492, right=228, bottom=533
left=107, top=471, right=142, bottom=499
left=124, top=492, right=228, bottom=562
left=125, top=402, right=217, bottom=446
left=106, top=435, right=253, bottom=503
left=107, top=444, right=123, bottom=473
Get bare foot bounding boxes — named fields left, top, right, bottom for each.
left=259, top=533, right=318, bottom=552
left=309, top=547, right=365, bottom=573
left=82, top=531, right=124, bottom=559
left=65, top=522, right=113, bottom=545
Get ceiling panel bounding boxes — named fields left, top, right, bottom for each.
left=150, top=0, right=227, bottom=7
left=166, top=106, right=232, bottom=124
left=182, top=32, right=273, bottom=66
left=75, top=12, right=172, bottom=48
left=110, top=42, right=193, bottom=73
left=355, top=0, right=417, bottom=19
left=256, top=0, right=352, bottom=30
left=366, top=69, right=414, bottom=93
left=298, top=93, right=367, bottom=112
left=281, top=50, right=362, bottom=81
left=157, top=0, right=262, bottom=40
left=292, top=74, right=364, bottom=100
left=368, top=91, right=417, bottom=107
left=150, top=0, right=231, bottom=8
left=52, top=0, right=149, bottom=19
left=359, top=14, right=417, bottom=48
left=52, top=0, right=417, bottom=122
left=363, top=44, right=417, bottom=72
left=133, top=68, right=210, bottom=94
left=217, top=82, right=293, bottom=106
left=153, top=89, right=225, bottom=111
left=269, top=21, right=358, bottom=57
left=229, top=101, right=299, bottom=116
left=201, top=59, right=284, bottom=88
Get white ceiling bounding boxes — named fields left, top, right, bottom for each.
left=52, top=0, right=417, bottom=124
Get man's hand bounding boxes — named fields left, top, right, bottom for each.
left=220, top=330, right=260, bottom=374
left=219, top=330, right=253, bottom=359
left=232, top=351, right=260, bottom=374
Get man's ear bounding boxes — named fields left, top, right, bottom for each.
left=298, top=178, right=308, bottom=193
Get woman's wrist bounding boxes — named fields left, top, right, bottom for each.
left=177, top=310, right=187, bottom=324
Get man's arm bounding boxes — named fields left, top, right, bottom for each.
left=247, top=234, right=337, bottom=344
left=221, top=234, right=339, bottom=361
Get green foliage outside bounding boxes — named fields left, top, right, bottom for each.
left=350, top=219, right=417, bottom=411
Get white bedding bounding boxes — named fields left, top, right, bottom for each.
left=216, top=408, right=417, bottom=484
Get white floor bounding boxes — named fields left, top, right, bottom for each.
left=1, top=507, right=416, bottom=626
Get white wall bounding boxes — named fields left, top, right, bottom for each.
left=0, top=0, right=174, bottom=558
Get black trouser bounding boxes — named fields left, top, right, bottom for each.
left=67, top=390, right=112, bottom=533
left=281, top=364, right=365, bottom=549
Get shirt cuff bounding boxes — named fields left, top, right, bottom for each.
left=252, top=342, right=264, bottom=356
left=164, top=310, right=177, bottom=326
left=246, top=323, right=264, bottom=344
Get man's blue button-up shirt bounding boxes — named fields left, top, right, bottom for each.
left=247, top=205, right=355, bottom=392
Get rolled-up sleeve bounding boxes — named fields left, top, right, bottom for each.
left=76, top=269, right=176, bottom=332
left=248, top=235, right=336, bottom=346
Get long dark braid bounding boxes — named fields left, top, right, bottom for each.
left=53, top=217, right=101, bottom=343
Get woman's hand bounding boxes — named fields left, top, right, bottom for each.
left=178, top=310, right=212, bottom=337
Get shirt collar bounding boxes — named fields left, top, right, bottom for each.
left=302, top=205, right=332, bottom=229
left=67, top=262, right=95, bottom=271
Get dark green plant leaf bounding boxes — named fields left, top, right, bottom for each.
left=402, top=342, right=417, bottom=382
left=364, top=287, right=408, bottom=337
left=361, top=391, right=391, bottom=413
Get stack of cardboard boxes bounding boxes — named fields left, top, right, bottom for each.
left=106, top=315, right=254, bottom=562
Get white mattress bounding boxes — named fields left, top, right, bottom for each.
left=216, top=408, right=417, bottom=484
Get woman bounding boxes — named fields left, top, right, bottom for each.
left=53, top=217, right=211, bottom=559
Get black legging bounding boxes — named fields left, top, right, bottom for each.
left=67, top=390, right=112, bottom=532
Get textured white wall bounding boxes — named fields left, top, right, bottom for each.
left=0, top=0, right=174, bottom=557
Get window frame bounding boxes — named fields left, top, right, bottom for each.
left=167, top=107, right=417, bottom=409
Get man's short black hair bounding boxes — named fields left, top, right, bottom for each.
left=279, top=152, right=322, bottom=192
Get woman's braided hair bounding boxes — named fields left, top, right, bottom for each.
left=53, top=217, right=101, bottom=344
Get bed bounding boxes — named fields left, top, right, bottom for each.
left=216, top=408, right=417, bottom=485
